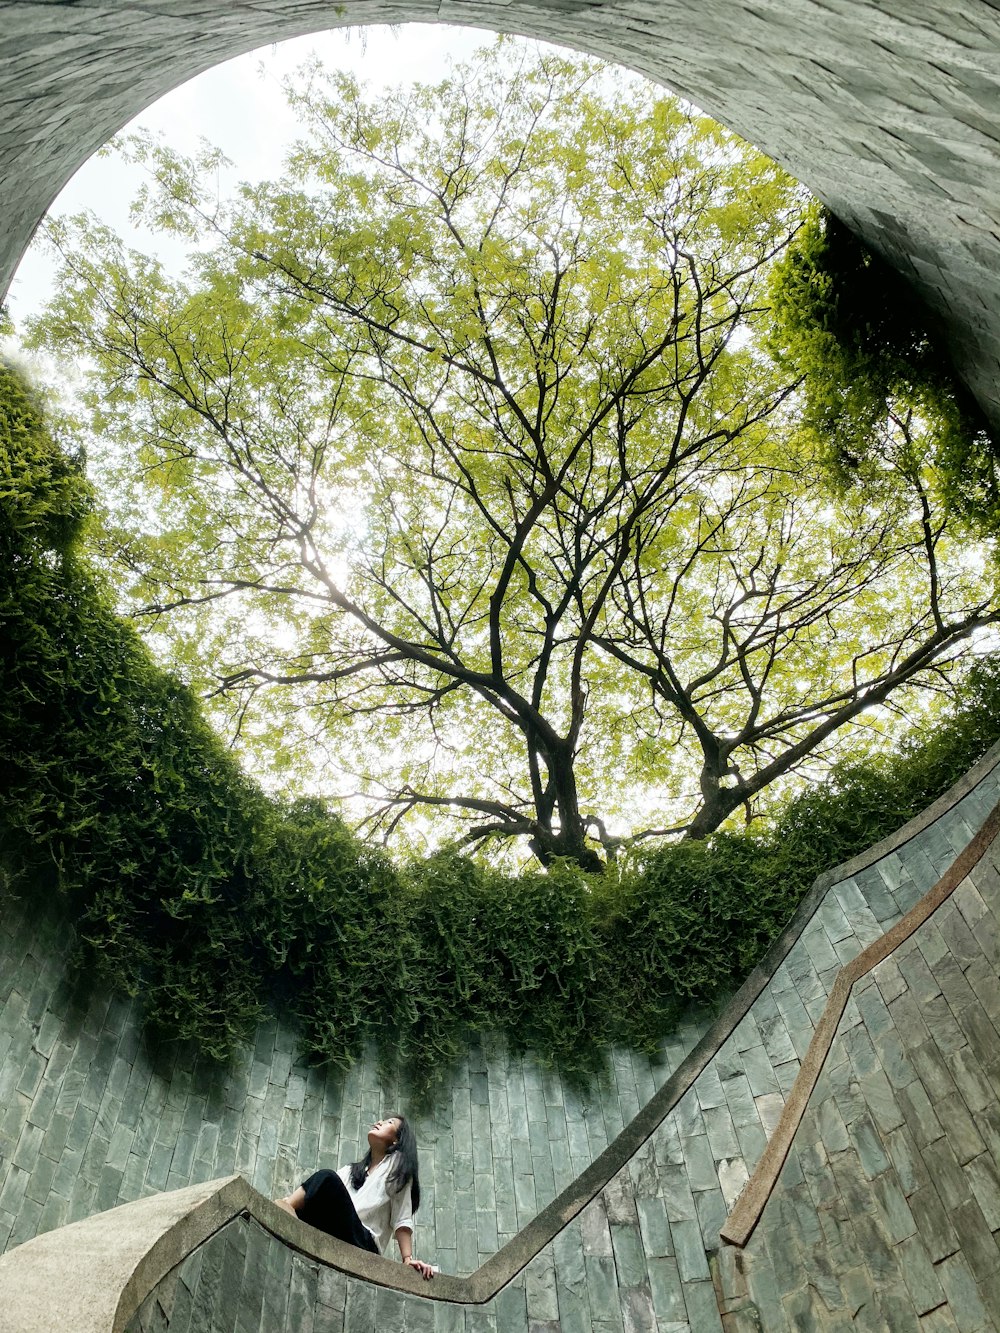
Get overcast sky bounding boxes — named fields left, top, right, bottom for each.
left=4, top=23, right=535, bottom=325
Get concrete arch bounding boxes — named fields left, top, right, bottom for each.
left=6, top=6, right=1000, bottom=1329
left=2, top=1, right=1000, bottom=426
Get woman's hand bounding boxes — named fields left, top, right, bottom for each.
left=403, top=1255, right=435, bottom=1280
left=274, top=1188, right=305, bottom=1218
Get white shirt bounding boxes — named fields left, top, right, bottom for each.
left=337, top=1155, right=415, bottom=1255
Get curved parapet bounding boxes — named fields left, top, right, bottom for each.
left=0, top=1176, right=250, bottom=1333
left=0, top=1175, right=474, bottom=1333
left=723, top=795, right=1000, bottom=1248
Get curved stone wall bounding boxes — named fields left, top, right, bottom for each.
left=4, top=746, right=1000, bottom=1328
left=3, top=1, right=1000, bottom=431
left=125, top=1213, right=369, bottom=1333
left=724, top=856, right=1000, bottom=1329
left=6, top=3, right=1000, bottom=1328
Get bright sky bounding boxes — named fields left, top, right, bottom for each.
left=4, top=23, right=523, bottom=325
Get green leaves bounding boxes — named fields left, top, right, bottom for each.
left=0, top=360, right=92, bottom=559
left=21, top=40, right=1000, bottom=871
left=5, top=353, right=1000, bottom=1093
left=24, top=45, right=813, bottom=862
left=768, top=204, right=1000, bottom=526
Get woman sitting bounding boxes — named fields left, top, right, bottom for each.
left=276, top=1113, right=434, bottom=1279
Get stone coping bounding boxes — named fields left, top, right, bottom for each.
left=1, top=740, right=998, bottom=1327
left=0, top=1177, right=477, bottom=1332
left=0, top=1178, right=243, bottom=1333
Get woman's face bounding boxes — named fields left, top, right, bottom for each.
left=368, top=1116, right=401, bottom=1151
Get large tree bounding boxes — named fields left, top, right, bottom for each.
left=30, top=41, right=1000, bottom=868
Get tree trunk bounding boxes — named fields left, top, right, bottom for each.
left=683, top=785, right=747, bottom=841
left=529, top=743, right=605, bottom=872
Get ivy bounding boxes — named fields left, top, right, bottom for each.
left=768, top=204, right=1000, bottom=526
left=4, top=358, right=1000, bottom=1092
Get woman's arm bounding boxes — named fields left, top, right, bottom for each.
left=395, top=1226, right=434, bottom=1279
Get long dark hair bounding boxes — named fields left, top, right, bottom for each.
left=349, top=1113, right=421, bottom=1212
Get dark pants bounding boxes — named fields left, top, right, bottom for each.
left=297, top=1170, right=380, bottom=1253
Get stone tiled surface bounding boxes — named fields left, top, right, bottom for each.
left=7, top=758, right=1000, bottom=1329
left=118, top=758, right=1000, bottom=1330
left=125, top=1213, right=529, bottom=1333
left=4, top=1, right=1000, bottom=435
left=526, top=766, right=996, bottom=1329
left=0, top=884, right=709, bottom=1276
left=717, top=834, right=1000, bottom=1331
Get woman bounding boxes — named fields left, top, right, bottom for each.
left=276, top=1114, right=434, bottom=1279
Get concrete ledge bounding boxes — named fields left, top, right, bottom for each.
left=0, top=1177, right=244, bottom=1333
left=245, top=1195, right=476, bottom=1306
left=0, top=1177, right=478, bottom=1332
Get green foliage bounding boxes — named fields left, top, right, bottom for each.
left=0, top=359, right=91, bottom=559
left=769, top=203, right=1000, bottom=524
left=5, top=357, right=1000, bottom=1094
left=28, top=46, right=938, bottom=868
left=1, top=360, right=270, bottom=1055
left=1, top=567, right=272, bottom=1055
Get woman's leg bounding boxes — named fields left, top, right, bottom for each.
left=295, top=1170, right=379, bottom=1252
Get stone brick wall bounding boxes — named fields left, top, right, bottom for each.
left=125, top=1212, right=538, bottom=1333
left=0, top=880, right=711, bottom=1274
left=111, top=752, right=1000, bottom=1329
left=720, top=835, right=1000, bottom=1328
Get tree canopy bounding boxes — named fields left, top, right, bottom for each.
left=7, top=348, right=1000, bottom=1086
left=28, top=40, right=1000, bottom=869
left=767, top=204, right=1000, bottom=528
